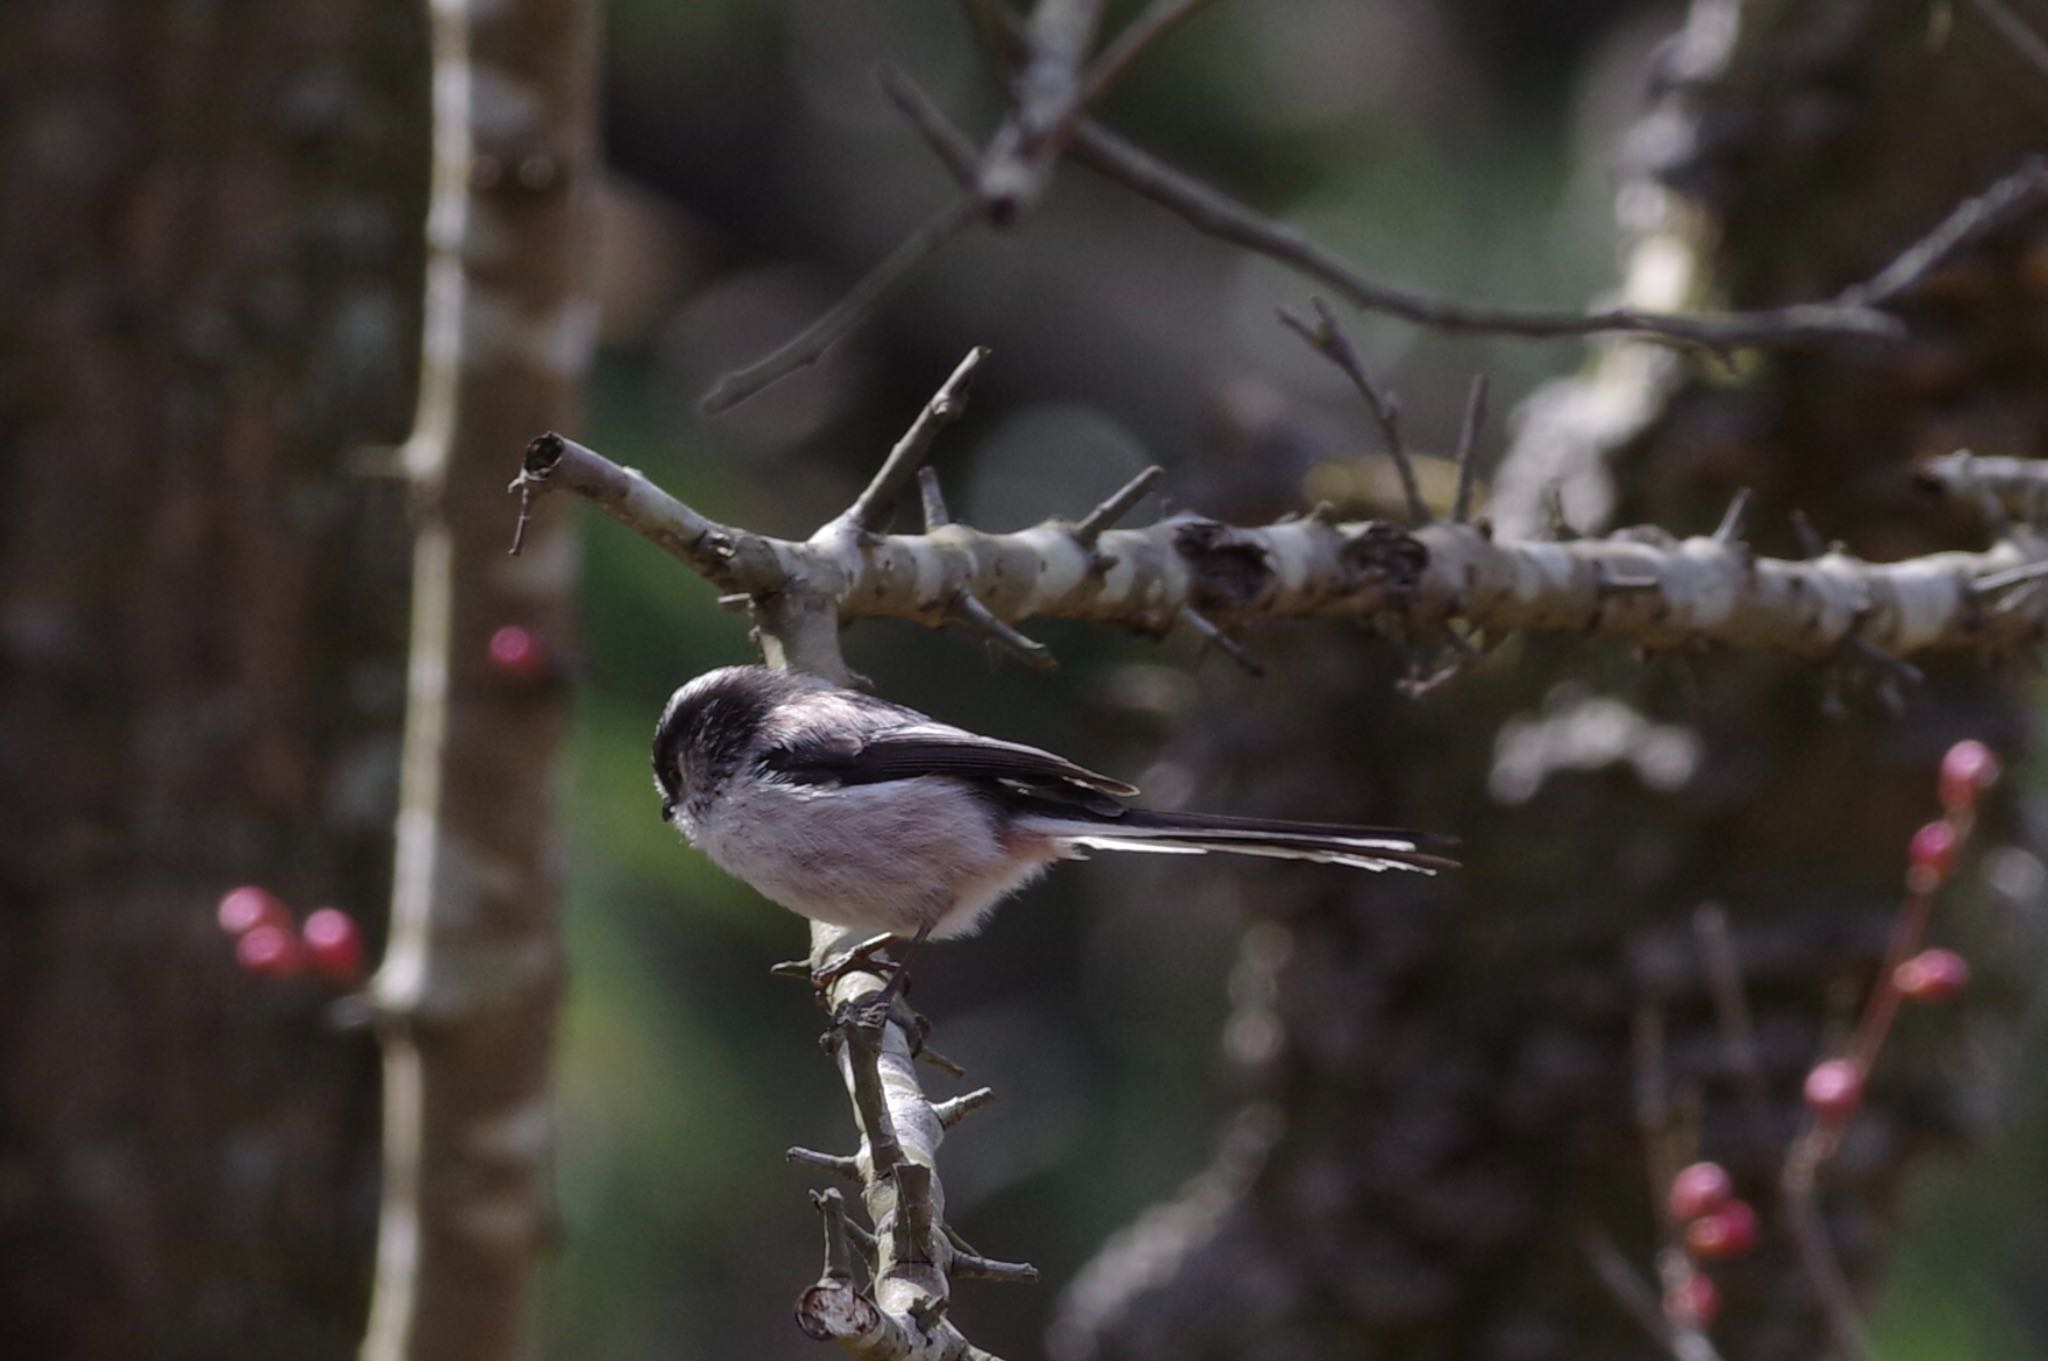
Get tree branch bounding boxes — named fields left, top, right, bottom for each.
left=364, top=1, right=595, bottom=1359
left=517, top=428, right=2048, bottom=664
left=1916, top=450, right=2048, bottom=519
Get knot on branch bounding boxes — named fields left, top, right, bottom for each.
left=795, top=1279, right=888, bottom=1343
left=1339, top=522, right=1429, bottom=596
left=1174, top=518, right=1274, bottom=612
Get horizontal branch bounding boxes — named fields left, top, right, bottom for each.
left=1916, top=450, right=2048, bottom=518
left=518, top=434, right=2048, bottom=662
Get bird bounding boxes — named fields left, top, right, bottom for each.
left=652, top=665, right=1455, bottom=998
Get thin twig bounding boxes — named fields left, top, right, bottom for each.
left=701, top=196, right=982, bottom=414
left=1078, top=0, right=1217, bottom=108
left=1840, top=155, right=2048, bottom=306
left=1780, top=1141, right=1873, bottom=1361
left=1627, top=1007, right=1725, bottom=1361
left=877, top=65, right=981, bottom=189
left=1964, top=0, right=2048, bottom=81
left=1279, top=299, right=1431, bottom=524
left=1078, top=143, right=2048, bottom=350
left=1582, top=1229, right=1717, bottom=1361
left=844, top=347, right=991, bottom=534
left=1690, top=905, right=1774, bottom=1153
left=1452, top=374, right=1488, bottom=524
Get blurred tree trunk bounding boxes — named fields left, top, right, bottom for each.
left=0, top=3, right=427, bottom=1358
left=1058, top=5, right=2048, bottom=1359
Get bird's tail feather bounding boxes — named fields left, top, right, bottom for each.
left=1029, top=808, right=1458, bottom=875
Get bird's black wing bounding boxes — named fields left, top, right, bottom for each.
left=762, top=721, right=1137, bottom=811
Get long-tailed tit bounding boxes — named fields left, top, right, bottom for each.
left=652, top=666, right=1456, bottom=970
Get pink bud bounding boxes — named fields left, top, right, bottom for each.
left=1907, top=820, right=1958, bottom=890
left=218, top=886, right=292, bottom=937
left=301, top=908, right=366, bottom=986
left=488, top=625, right=549, bottom=681
left=236, top=924, right=304, bottom=979
left=1668, top=1162, right=1734, bottom=1223
left=1804, top=1059, right=1864, bottom=1123
left=1938, top=740, right=1999, bottom=814
left=1684, top=1200, right=1759, bottom=1260
left=1894, top=947, right=1969, bottom=1003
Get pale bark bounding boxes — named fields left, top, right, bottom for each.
left=361, top=1, right=595, bottom=1358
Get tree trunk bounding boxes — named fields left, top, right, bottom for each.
left=1056, top=4, right=2048, bottom=1358
left=0, top=3, right=426, bottom=1357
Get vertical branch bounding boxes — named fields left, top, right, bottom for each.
left=364, top=1, right=596, bottom=1359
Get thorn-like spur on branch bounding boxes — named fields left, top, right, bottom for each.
left=843, top=347, right=990, bottom=534
left=950, top=591, right=1058, bottom=670
left=1713, top=488, right=1753, bottom=545
left=515, top=429, right=2048, bottom=666
left=1279, top=299, right=1431, bottom=525
left=1178, top=606, right=1263, bottom=676
left=950, top=1251, right=1041, bottom=1285
left=789, top=1147, right=865, bottom=1183
left=918, top=467, right=952, bottom=531
left=932, top=1087, right=996, bottom=1129
left=1071, top=465, right=1165, bottom=546
left=701, top=196, right=982, bottom=415
left=1452, top=374, right=1488, bottom=525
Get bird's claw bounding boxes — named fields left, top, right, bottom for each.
left=805, top=932, right=907, bottom=993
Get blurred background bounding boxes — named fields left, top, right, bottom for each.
left=562, top=0, right=1644, bottom=1354
left=6, top=1, right=2048, bottom=1359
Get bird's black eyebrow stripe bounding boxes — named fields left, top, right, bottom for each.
left=652, top=672, right=789, bottom=798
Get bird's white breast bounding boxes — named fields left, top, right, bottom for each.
left=684, top=774, right=1053, bottom=938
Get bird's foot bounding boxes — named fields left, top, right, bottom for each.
left=808, top=932, right=908, bottom=992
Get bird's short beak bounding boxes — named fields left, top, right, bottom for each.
left=659, top=798, right=676, bottom=821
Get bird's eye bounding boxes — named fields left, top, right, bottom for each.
left=659, top=797, right=676, bottom=821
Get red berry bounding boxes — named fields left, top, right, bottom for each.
left=1895, top=947, right=1969, bottom=1002
left=301, top=908, right=366, bottom=986
left=217, top=886, right=292, bottom=937
left=1665, top=1272, right=1721, bottom=1328
left=1684, top=1200, right=1760, bottom=1260
left=1938, top=740, right=1999, bottom=814
left=1668, top=1162, right=1735, bottom=1222
left=1804, top=1059, right=1864, bottom=1122
left=236, top=924, right=304, bottom=979
left=1907, top=820, right=1958, bottom=890
left=488, top=625, right=549, bottom=680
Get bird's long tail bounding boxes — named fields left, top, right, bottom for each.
left=1025, top=808, right=1458, bottom=875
